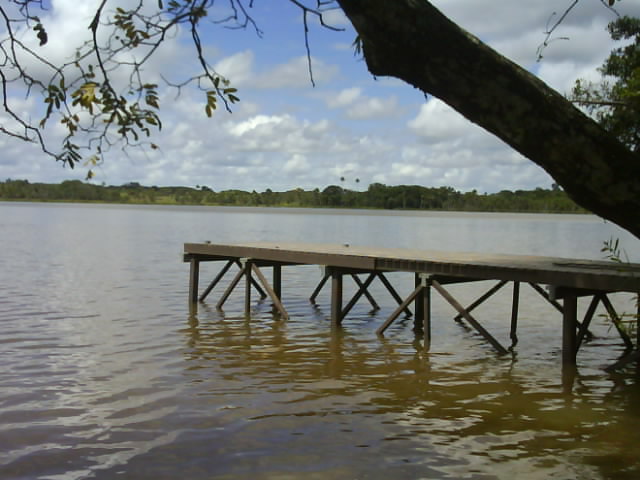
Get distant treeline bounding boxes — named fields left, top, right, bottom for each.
left=0, top=179, right=586, bottom=213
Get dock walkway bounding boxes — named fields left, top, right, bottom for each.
left=184, top=242, right=640, bottom=368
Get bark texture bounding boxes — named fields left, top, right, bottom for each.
left=337, top=0, right=640, bottom=239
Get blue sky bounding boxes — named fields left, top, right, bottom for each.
left=1, top=0, right=639, bottom=193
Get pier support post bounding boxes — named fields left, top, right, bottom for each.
left=189, top=258, right=200, bottom=304
left=331, top=268, right=343, bottom=325
left=244, top=259, right=252, bottom=317
left=421, top=275, right=431, bottom=349
left=273, top=264, right=282, bottom=302
left=272, top=264, right=282, bottom=315
left=510, top=281, right=520, bottom=348
left=414, top=273, right=425, bottom=333
left=562, top=294, right=578, bottom=365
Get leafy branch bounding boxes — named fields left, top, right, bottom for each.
left=0, top=0, right=341, bottom=178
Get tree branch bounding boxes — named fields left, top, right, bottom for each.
left=337, top=0, right=640, bottom=238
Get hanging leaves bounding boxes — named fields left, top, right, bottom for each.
left=33, top=22, right=48, bottom=46
left=14, top=1, right=248, bottom=176
left=205, top=90, right=217, bottom=117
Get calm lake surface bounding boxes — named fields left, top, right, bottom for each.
left=2, top=202, right=640, bottom=480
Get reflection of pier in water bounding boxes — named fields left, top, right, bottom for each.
left=184, top=242, right=640, bottom=369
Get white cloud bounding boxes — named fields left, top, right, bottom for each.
left=400, top=97, right=549, bottom=192
left=346, top=96, right=399, bottom=119
left=408, top=100, right=474, bottom=142
left=431, top=0, right=639, bottom=86
left=16, top=0, right=97, bottom=72
left=15, top=0, right=195, bottom=89
left=214, top=53, right=337, bottom=89
left=226, top=114, right=314, bottom=153
left=214, top=50, right=256, bottom=86
left=256, top=56, right=338, bottom=88
left=328, top=87, right=362, bottom=108
left=229, top=114, right=287, bottom=137
left=284, top=154, right=310, bottom=172
left=318, top=9, right=351, bottom=28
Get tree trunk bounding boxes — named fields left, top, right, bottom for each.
left=337, top=0, right=640, bottom=239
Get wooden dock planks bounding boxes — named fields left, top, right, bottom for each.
left=185, top=242, right=640, bottom=291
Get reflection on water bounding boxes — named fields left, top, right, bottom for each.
left=1, top=203, right=640, bottom=479
left=176, top=305, right=640, bottom=480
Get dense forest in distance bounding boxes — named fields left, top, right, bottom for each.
left=0, top=179, right=586, bottom=213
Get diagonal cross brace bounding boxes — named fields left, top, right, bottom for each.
left=431, top=279, right=509, bottom=355
left=340, top=273, right=377, bottom=322
left=251, top=264, right=289, bottom=320
left=376, top=276, right=427, bottom=336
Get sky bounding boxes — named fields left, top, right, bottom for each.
left=1, top=0, right=639, bottom=193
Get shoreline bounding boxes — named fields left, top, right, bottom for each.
left=0, top=197, right=591, bottom=216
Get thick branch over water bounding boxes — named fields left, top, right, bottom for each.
left=337, top=0, right=640, bottom=238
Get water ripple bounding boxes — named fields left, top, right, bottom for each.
left=2, top=203, right=640, bottom=479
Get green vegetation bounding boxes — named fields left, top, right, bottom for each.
left=600, top=237, right=638, bottom=353
left=0, top=179, right=586, bottom=213
left=572, top=16, right=640, bottom=152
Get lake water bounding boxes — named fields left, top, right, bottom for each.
left=2, top=202, right=640, bottom=480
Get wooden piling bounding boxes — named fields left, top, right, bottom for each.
left=414, top=273, right=425, bottom=333
left=421, top=275, right=431, bottom=348
left=244, top=259, right=252, bottom=316
left=189, top=257, right=199, bottom=304
left=562, top=294, right=578, bottom=365
left=330, top=268, right=343, bottom=325
left=273, top=264, right=282, bottom=301
left=510, top=281, right=520, bottom=348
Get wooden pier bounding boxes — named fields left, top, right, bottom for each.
left=184, top=242, right=640, bottom=368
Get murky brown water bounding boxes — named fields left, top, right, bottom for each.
left=2, top=202, right=640, bottom=479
